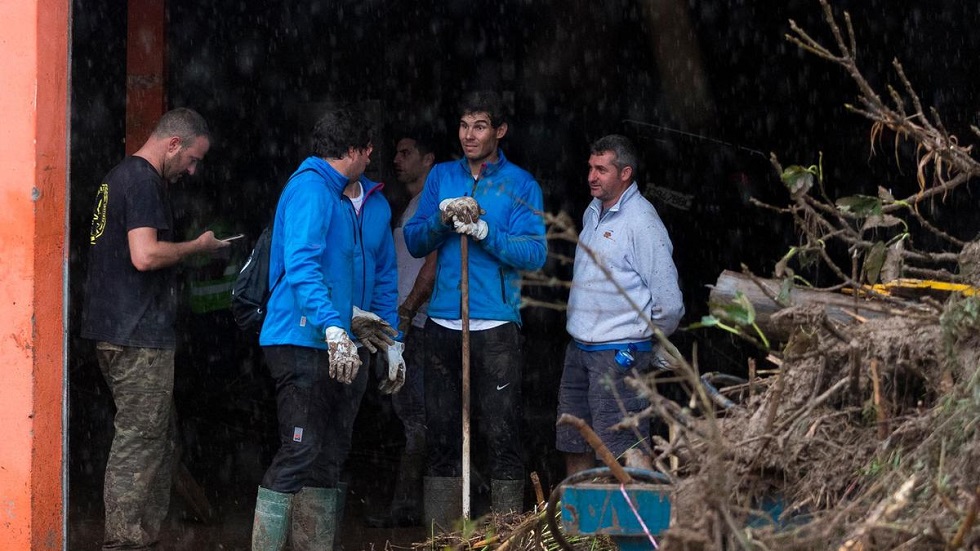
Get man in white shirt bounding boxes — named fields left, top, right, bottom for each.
left=366, top=129, right=437, bottom=527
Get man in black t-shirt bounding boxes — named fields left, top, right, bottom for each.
left=81, top=108, right=228, bottom=551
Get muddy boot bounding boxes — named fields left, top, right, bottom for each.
left=491, top=479, right=524, bottom=515
left=289, top=487, right=338, bottom=551
left=251, top=486, right=292, bottom=551
left=422, top=476, right=462, bottom=533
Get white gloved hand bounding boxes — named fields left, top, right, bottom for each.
left=324, top=326, right=361, bottom=384
left=438, top=198, right=454, bottom=224
left=453, top=218, right=489, bottom=241
left=439, top=196, right=482, bottom=225
left=379, top=341, right=406, bottom=395
left=351, top=306, right=398, bottom=353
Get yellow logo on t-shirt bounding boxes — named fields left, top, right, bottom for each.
left=90, top=182, right=108, bottom=244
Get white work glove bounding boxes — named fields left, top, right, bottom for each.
left=351, top=306, right=398, bottom=353
left=453, top=218, right=489, bottom=241
left=439, top=196, right=482, bottom=225
left=378, top=341, right=406, bottom=395
left=324, top=326, right=361, bottom=384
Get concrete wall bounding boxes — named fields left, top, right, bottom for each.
left=0, top=0, right=70, bottom=548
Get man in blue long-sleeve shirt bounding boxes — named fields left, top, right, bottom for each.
left=251, top=106, right=373, bottom=551
left=403, top=91, right=546, bottom=527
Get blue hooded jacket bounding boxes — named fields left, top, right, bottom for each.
left=403, top=150, right=546, bottom=324
left=350, top=177, right=400, bottom=333
left=260, top=157, right=357, bottom=348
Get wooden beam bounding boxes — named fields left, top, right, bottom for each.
left=126, top=0, right=167, bottom=154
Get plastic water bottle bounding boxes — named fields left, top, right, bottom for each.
left=614, top=344, right=638, bottom=369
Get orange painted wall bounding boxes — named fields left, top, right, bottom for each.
left=0, top=0, right=70, bottom=549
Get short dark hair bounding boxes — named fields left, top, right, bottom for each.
left=590, top=134, right=638, bottom=172
left=312, top=107, right=374, bottom=159
left=459, top=90, right=507, bottom=128
left=152, top=108, right=210, bottom=143
left=400, top=126, right=437, bottom=158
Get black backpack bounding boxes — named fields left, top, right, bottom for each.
left=230, top=225, right=284, bottom=335
left=231, top=169, right=310, bottom=334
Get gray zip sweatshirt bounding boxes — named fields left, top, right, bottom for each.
left=566, top=182, right=684, bottom=344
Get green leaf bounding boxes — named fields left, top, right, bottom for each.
left=780, top=165, right=815, bottom=197
left=836, top=195, right=883, bottom=217
left=711, top=291, right=756, bottom=326
left=689, top=315, right=721, bottom=329
left=861, top=214, right=903, bottom=231
left=777, top=276, right=795, bottom=305
left=864, top=241, right=886, bottom=284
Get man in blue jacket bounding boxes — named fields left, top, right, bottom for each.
left=318, top=170, right=406, bottom=540
left=251, top=106, right=373, bottom=551
left=404, top=91, right=547, bottom=528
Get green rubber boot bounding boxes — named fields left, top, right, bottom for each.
left=422, top=476, right=462, bottom=534
left=251, top=486, right=292, bottom=551
left=290, top=487, right=338, bottom=551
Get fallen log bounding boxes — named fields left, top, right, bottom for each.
left=707, top=270, right=920, bottom=343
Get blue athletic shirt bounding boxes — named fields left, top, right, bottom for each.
left=403, top=150, right=546, bottom=325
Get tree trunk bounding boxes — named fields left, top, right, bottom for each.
left=708, top=270, right=895, bottom=343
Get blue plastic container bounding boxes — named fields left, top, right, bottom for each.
left=561, top=480, right=671, bottom=551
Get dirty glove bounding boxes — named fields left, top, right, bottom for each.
left=351, top=306, right=398, bottom=353
left=324, top=326, right=361, bottom=384
left=439, top=197, right=482, bottom=225
left=397, top=304, right=416, bottom=335
left=453, top=218, right=489, bottom=241
left=379, top=341, right=406, bottom=395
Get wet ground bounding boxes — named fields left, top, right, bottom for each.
left=67, top=331, right=559, bottom=550
left=69, top=356, right=429, bottom=550
left=69, top=473, right=428, bottom=551
left=69, top=396, right=430, bottom=551
left=67, top=307, right=576, bottom=550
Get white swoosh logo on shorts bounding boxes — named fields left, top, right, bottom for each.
left=496, top=383, right=510, bottom=391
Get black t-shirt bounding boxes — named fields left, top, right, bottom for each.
left=81, top=156, right=177, bottom=348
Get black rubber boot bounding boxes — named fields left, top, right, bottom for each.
left=491, top=478, right=525, bottom=515
left=364, top=445, right=425, bottom=528
left=422, top=476, right=462, bottom=533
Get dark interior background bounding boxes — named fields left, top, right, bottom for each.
left=67, top=0, right=980, bottom=541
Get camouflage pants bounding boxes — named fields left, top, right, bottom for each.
left=96, top=342, right=177, bottom=550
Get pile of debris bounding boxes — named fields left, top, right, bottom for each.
left=650, top=272, right=980, bottom=551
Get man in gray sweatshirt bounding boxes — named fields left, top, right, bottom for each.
left=556, top=134, right=684, bottom=476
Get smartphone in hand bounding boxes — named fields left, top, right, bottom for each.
left=220, top=233, right=245, bottom=242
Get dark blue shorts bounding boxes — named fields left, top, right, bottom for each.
left=555, top=342, right=652, bottom=457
